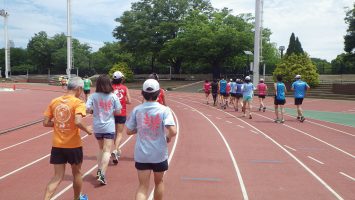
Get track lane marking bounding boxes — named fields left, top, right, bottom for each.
left=51, top=136, right=133, bottom=200
left=339, top=172, right=355, bottom=181
left=226, top=121, right=233, bottom=124
left=0, top=134, right=89, bottom=181
left=307, top=156, right=325, bottom=165
left=237, top=125, right=245, bottom=128
left=250, top=130, right=259, bottom=134
left=170, top=99, right=249, bottom=200
left=284, top=145, right=297, bottom=152
left=180, top=98, right=344, bottom=200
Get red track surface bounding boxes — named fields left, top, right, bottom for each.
left=0, top=84, right=354, bottom=200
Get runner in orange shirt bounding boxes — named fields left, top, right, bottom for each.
left=43, top=77, right=93, bottom=200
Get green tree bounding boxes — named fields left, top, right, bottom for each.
left=295, top=37, right=304, bottom=54
left=108, top=62, right=134, bottom=82
left=344, top=3, right=355, bottom=53
left=274, top=53, right=319, bottom=86
left=286, top=33, right=296, bottom=56
left=311, top=58, right=331, bottom=74
left=27, top=31, right=51, bottom=73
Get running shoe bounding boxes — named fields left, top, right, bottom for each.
left=263, top=107, right=266, bottom=112
left=280, top=119, right=285, bottom=123
left=98, top=174, right=107, bottom=185
left=96, top=169, right=102, bottom=179
left=249, top=115, right=252, bottom=119
left=297, top=116, right=301, bottom=120
left=79, top=194, right=88, bottom=200
left=259, top=107, right=261, bottom=111
left=274, top=119, right=280, bottom=123
left=300, top=116, right=305, bottom=122
left=111, top=151, right=121, bottom=164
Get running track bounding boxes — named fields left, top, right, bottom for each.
left=0, top=84, right=354, bottom=200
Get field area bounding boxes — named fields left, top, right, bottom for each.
left=0, top=82, right=354, bottom=200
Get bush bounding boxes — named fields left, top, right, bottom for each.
left=108, top=62, right=134, bottom=82
left=273, top=53, right=319, bottom=87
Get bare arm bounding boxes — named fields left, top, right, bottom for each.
left=274, top=83, right=277, bottom=96
left=75, top=114, right=93, bottom=135
left=125, top=126, right=137, bottom=135
left=43, top=116, right=54, bottom=127
left=165, top=125, right=177, bottom=143
left=126, top=88, right=132, bottom=104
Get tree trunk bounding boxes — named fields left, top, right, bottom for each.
left=151, top=54, right=155, bottom=73
left=172, top=58, right=182, bottom=74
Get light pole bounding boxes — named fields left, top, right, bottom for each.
left=66, top=0, right=72, bottom=79
left=0, top=9, right=9, bottom=79
left=253, top=0, right=262, bottom=86
left=279, top=46, right=285, bottom=58
left=244, top=51, right=253, bottom=77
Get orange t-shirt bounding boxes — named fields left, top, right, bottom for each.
left=44, top=95, right=86, bottom=148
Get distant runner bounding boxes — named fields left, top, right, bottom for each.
left=211, top=79, right=219, bottom=106
left=149, top=73, right=166, bottom=106
left=229, top=78, right=237, bottom=111
left=234, top=79, right=244, bottom=112
left=219, top=77, right=227, bottom=109
left=203, top=80, right=211, bottom=104
left=274, top=75, right=287, bottom=123
left=291, top=75, right=310, bottom=122
left=257, top=78, right=268, bottom=112
left=111, top=71, right=131, bottom=164
left=83, top=75, right=92, bottom=102
left=242, top=76, right=255, bottom=119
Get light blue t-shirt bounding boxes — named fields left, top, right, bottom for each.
left=86, top=93, right=122, bottom=134
left=276, top=82, right=286, bottom=100
left=292, top=80, right=309, bottom=98
left=125, top=102, right=176, bottom=163
left=230, top=82, right=237, bottom=94
left=219, top=80, right=227, bottom=93
left=242, top=83, right=255, bottom=97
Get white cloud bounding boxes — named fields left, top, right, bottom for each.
left=0, top=0, right=353, bottom=60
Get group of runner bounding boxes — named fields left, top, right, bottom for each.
left=203, top=74, right=310, bottom=122
left=43, top=72, right=176, bottom=200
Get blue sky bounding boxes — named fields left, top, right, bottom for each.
left=0, top=0, right=353, bottom=61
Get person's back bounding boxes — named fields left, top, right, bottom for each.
left=236, top=82, right=243, bottom=94
left=87, top=92, right=121, bottom=134
left=45, top=95, right=86, bottom=148
left=84, top=78, right=91, bottom=90
left=204, top=82, right=211, bottom=92
left=211, top=82, right=218, bottom=93
left=113, top=83, right=128, bottom=116
left=257, top=83, right=267, bottom=96
left=230, top=81, right=237, bottom=94
left=292, top=80, right=308, bottom=98
left=243, top=83, right=254, bottom=97
left=219, top=79, right=227, bottom=93
left=276, top=82, right=286, bottom=100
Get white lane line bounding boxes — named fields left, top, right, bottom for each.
left=216, top=117, right=222, bottom=120
left=52, top=136, right=133, bottom=200
left=339, top=172, right=355, bottom=181
left=254, top=113, right=355, bottom=159
left=0, top=130, right=52, bottom=152
left=308, top=156, right=325, bottom=165
left=147, top=110, right=181, bottom=200
left=226, top=121, right=233, bottom=124
left=0, top=115, right=93, bottom=153
left=206, top=114, right=212, bottom=117
left=0, top=134, right=89, bottom=181
left=183, top=98, right=344, bottom=200
left=171, top=100, right=249, bottom=200
left=250, top=130, right=259, bottom=134
left=284, top=145, right=297, bottom=152
left=237, top=125, right=245, bottom=129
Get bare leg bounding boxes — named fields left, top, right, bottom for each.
left=153, top=172, right=165, bottom=200
left=281, top=105, right=285, bottom=121
left=100, top=139, right=113, bottom=175
left=44, top=164, right=65, bottom=200
left=71, top=163, right=83, bottom=200
left=136, top=170, right=151, bottom=200
left=297, top=105, right=303, bottom=117
left=274, top=105, right=279, bottom=121
left=114, top=124, right=124, bottom=154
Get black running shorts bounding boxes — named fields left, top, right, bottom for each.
left=295, top=98, right=304, bottom=105
left=135, top=160, right=168, bottom=172
left=114, top=116, right=127, bottom=124
left=50, top=147, right=83, bottom=165
left=274, top=96, right=286, bottom=105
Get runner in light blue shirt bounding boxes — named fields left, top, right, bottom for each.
left=219, top=77, right=228, bottom=108
left=125, top=79, right=177, bottom=199
left=291, top=75, right=310, bottom=122
left=242, top=76, right=255, bottom=119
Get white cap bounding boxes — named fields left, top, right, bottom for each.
left=143, top=79, right=160, bottom=93
left=245, top=76, right=251, bottom=81
left=113, top=71, right=124, bottom=79
left=295, top=74, right=301, bottom=79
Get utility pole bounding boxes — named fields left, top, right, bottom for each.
left=0, top=9, right=9, bottom=79
left=253, top=0, right=262, bottom=86
left=66, top=0, right=72, bottom=79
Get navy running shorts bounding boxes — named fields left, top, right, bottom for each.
left=295, top=98, right=304, bottom=105
left=114, top=116, right=127, bottom=124
left=135, top=160, right=168, bottom=172
left=274, top=96, right=286, bottom=105
left=95, top=132, right=115, bottom=140
left=50, top=147, right=83, bottom=165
